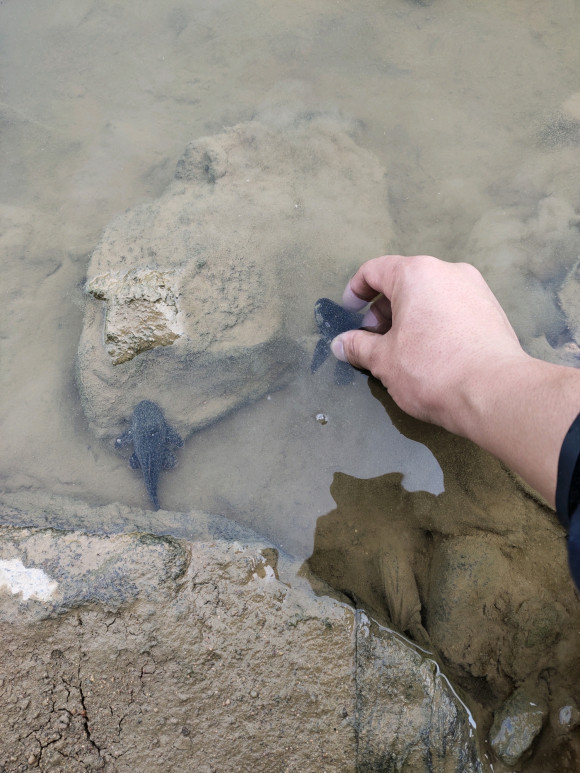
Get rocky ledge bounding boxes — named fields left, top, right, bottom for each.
left=0, top=515, right=481, bottom=773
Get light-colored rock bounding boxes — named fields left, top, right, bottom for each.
left=527, top=334, right=580, bottom=366
left=77, top=112, right=392, bottom=439
left=551, top=697, right=580, bottom=736
left=489, top=686, right=548, bottom=766
left=0, top=512, right=482, bottom=773
left=356, top=612, right=482, bottom=773
left=86, top=268, right=181, bottom=364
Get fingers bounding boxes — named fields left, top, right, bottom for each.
left=332, top=254, right=438, bottom=374
left=362, top=295, right=392, bottom=333
left=342, top=255, right=410, bottom=309
left=342, top=284, right=370, bottom=311
left=331, top=329, right=386, bottom=373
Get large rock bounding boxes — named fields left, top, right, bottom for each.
left=466, top=195, right=580, bottom=361
left=0, top=510, right=482, bottom=772
left=77, top=113, right=392, bottom=439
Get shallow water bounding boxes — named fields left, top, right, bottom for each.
left=3, top=0, right=580, bottom=549
left=2, top=1, right=580, bottom=769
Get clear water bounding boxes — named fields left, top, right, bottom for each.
left=2, top=2, right=580, bottom=769
left=3, top=0, right=579, bottom=547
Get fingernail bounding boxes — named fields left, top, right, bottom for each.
left=331, top=335, right=347, bottom=362
left=342, top=285, right=367, bottom=311
left=362, top=308, right=380, bottom=329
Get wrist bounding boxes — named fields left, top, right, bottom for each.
left=454, top=352, right=580, bottom=506
left=443, top=350, right=532, bottom=440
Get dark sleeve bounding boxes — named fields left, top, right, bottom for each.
left=556, top=412, right=580, bottom=592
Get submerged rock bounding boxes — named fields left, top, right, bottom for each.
left=466, top=195, right=580, bottom=356
left=489, top=686, right=548, bottom=766
left=551, top=696, right=580, bottom=737
left=77, top=111, right=392, bottom=439
left=304, top=392, right=580, bottom=770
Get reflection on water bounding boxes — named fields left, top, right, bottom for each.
left=2, top=1, right=580, bottom=769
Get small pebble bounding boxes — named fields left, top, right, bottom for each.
left=250, top=689, right=259, bottom=699
left=173, top=734, right=191, bottom=750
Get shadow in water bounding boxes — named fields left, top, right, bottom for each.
left=306, top=469, right=435, bottom=646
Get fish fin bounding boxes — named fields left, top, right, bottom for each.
left=115, top=430, right=132, bottom=448
left=311, top=338, right=330, bottom=373
left=334, top=360, right=356, bottom=385
left=163, top=448, right=178, bottom=470
left=129, top=452, right=140, bottom=470
left=166, top=426, right=184, bottom=447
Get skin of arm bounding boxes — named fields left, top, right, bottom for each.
left=330, top=255, right=580, bottom=507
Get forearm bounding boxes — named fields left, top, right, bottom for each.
left=454, top=354, right=580, bottom=507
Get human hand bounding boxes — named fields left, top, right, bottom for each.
left=331, top=255, right=528, bottom=434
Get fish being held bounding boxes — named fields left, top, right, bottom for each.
left=311, top=297, right=364, bottom=385
left=116, top=400, right=183, bottom=511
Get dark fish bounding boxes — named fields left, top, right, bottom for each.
left=115, top=400, right=183, bottom=511
left=311, top=298, right=364, bottom=385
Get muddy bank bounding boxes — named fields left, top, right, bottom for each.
left=306, top=383, right=580, bottom=771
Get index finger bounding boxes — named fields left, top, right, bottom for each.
left=342, top=255, right=410, bottom=310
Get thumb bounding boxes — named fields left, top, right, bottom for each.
left=330, top=329, right=382, bottom=371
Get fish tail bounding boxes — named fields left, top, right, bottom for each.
left=146, top=483, right=160, bottom=511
